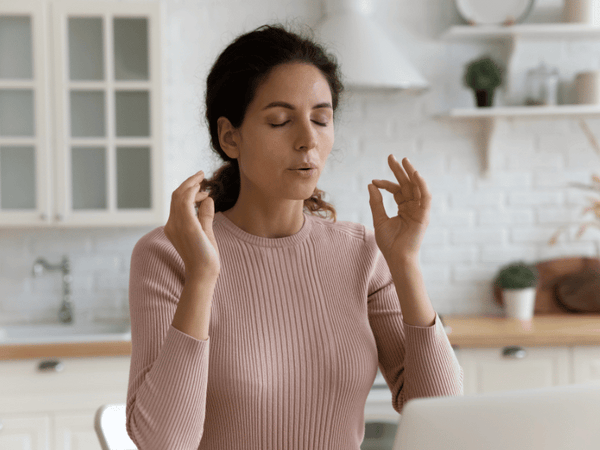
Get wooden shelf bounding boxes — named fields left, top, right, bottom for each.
left=442, top=23, right=600, bottom=41
left=448, top=104, right=600, bottom=118
left=438, top=105, right=600, bottom=177
left=440, top=23, right=600, bottom=177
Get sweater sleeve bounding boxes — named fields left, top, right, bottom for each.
left=125, top=228, right=211, bottom=450
left=365, top=231, right=464, bottom=414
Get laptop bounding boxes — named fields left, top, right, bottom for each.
left=392, top=383, right=600, bottom=450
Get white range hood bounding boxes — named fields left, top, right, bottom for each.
left=314, top=0, right=429, bottom=90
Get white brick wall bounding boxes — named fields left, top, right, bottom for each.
left=1, top=0, right=600, bottom=324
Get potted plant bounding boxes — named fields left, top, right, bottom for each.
left=494, top=261, right=539, bottom=320
left=464, top=56, right=503, bottom=107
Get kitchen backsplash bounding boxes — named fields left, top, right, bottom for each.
left=1, top=0, right=600, bottom=324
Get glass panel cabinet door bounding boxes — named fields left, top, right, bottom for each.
left=52, top=1, right=162, bottom=226
left=0, top=1, right=51, bottom=225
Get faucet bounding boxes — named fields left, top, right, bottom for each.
left=32, top=255, right=73, bottom=323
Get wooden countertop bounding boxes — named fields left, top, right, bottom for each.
left=443, top=314, right=600, bottom=348
left=3, top=314, right=600, bottom=359
left=0, top=340, right=131, bottom=361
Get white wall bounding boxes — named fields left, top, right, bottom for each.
left=1, top=0, right=600, bottom=324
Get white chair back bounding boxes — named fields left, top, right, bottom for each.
left=94, top=404, right=138, bottom=450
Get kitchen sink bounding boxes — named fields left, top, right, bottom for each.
left=0, top=320, right=132, bottom=344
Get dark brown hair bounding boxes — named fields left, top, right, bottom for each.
left=200, top=24, right=344, bottom=222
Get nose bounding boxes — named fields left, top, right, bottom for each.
left=295, top=118, right=317, bottom=151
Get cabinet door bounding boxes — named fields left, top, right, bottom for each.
left=572, top=346, right=600, bottom=385
left=0, top=356, right=130, bottom=414
left=456, top=346, right=570, bottom=395
left=51, top=0, right=163, bottom=226
left=0, top=413, right=50, bottom=450
left=0, top=0, right=52, bottom=226
left=54, top=410, right=102, bottom=450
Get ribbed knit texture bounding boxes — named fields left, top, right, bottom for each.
left=126, top=211, right=464, bottom=450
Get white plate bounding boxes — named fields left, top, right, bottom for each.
left=455, top=0, right=535, bottom=25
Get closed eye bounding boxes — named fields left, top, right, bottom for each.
left=270, top=121, right=290, bottom=128
left=270, top=120, right=328, bottom=127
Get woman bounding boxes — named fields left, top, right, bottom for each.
left=126, top=24, right=463, bottom=450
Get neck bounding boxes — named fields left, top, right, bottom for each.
left=222, top=202, right=305, bottom=238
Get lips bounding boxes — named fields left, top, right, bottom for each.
left=291, top=162, right=317, bottom=170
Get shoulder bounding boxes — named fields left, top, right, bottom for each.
left=307, top=213, right=378, bottom=252
left=131, top=226, right=183, bottom=270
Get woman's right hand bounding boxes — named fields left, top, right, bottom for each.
left=164, top=170, right=221, bottom=281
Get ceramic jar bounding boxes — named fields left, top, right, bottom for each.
left=564, top=0, right=600, bottom=26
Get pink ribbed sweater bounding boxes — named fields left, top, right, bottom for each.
left=126, top=211, right=463, bottom=450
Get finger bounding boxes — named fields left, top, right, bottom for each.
left=412, top=175, right=422, bottom=202
left=389, top=155, right=419, bottom=201
left=371, top=179, right=401, bottom=194
left=414, top=171, right=432, bottom=211
left=194, top=191, right=210, bottom=202
left=373, top=179, right=416, bottom=206
left=182, top=183, right=204, bottom=203
left=177, top=170, right=205, bottom=193
left=388, top=155, right=410, bottom=186
left=368, top=183, right=389, bottom=228
left=197, top=194, right=215, bottom=234
left=401, top=158, right=418, bottom=184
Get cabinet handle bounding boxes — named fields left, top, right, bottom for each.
left=502, top=346, right=527, bottom=359
left=37, top=359, right=64, bottom=372
left=0, top=419, right=3, bottom=431
left=56, top=213, right=64, bottom=221
left=40, top=212, right=48, bottom=221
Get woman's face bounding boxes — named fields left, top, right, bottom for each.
left=233, top=62, right=335, bottom=204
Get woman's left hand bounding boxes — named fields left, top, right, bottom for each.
left=367, top=155, right=431, bottom=263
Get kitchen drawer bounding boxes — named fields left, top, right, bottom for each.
left=0, top=356, right=130, bottom=414
left=455, top=346, right=570, bottom=395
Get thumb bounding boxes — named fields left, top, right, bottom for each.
left=197, top=195, right=215, bottom=235
left=368, top=183, right=389, bottom=228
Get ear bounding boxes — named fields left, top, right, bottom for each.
left=217, top=117, right=240, bottom=159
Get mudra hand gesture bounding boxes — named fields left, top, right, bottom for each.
left=367, top=155, right=432, bottom=263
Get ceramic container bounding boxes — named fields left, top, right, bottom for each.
left=575, top=71, right=600, bottom=104
left=503, top=287, right=537, bottom=320
left=564, top=0, right=600, bottom=25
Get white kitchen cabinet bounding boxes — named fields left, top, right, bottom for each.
left=0, top=0, right=163, bottom=227
left=0, top=355, right=130, bottom=450
left=0, top=413, right=50, bottom=450
left=455, top=345, right=600, bottom=395
left=54, top=410, right=101, bottom=450
left=455, top=346, right=571, bottom=395
left=572, top=346, right=600, bottom=385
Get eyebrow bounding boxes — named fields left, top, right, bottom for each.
left=262, top=101, right=333, bottom=111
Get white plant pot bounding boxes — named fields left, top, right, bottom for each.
left=564, top=0, right=600, bottom=26
left=503, top=287, right=537, bottom=320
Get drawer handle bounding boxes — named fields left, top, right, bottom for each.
left=37, top=359, right=64, bottom=372
left=502, top=346, right=526, bottom=359
left=0, top=420, right=3, bottom=431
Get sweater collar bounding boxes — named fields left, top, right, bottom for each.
left=213, top=211, right=313, bottom=248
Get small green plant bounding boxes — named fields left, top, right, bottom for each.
left=464, top=56, right=503, bottom=91
left=494, top=262, right=538, bottom=290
